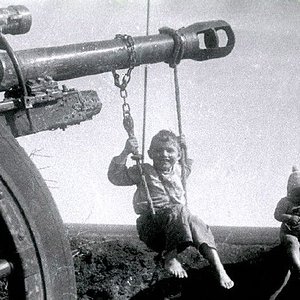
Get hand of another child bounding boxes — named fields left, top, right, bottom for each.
left=124, top=137, right=139, bottom=155
left=292, top=206, right=300, bottom=216
left=288, top=215, right=300, bottom=226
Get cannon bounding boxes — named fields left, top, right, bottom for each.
left=0, top=5, right=235, bottom=299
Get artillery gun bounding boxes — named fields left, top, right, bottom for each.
left=0, top=5, right=234, bottom=299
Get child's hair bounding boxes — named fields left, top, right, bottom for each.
left=287, top=166, right=300, bottom=196
left=149, top=130, right=180, bottom=151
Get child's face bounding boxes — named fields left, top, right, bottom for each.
left=290, top=187, right=300, bottom=202
left=148, top=140, right=181, bottom=172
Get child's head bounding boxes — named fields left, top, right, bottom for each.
left=148, top=130, right=181, bottom=172
left=287, top=166, right=300, bottom=202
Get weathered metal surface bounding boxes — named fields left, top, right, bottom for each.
left=0, top=119, right=77, bottom=299
left=0, top=5, right=31, bottom=35
left=0, top=20, right=235, bottom=91
left=0, top=180, right=45, bottom=298
left=2, top=86, right=102, bottom=137
left=0, top=259, right=12, bottom=278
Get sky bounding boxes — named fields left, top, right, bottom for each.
left=0, top=0, right=299, bottom=227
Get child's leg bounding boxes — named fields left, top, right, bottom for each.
left=199, top=243, right=234, bottom=289
left=164, top=248, right=188, bottom=278
left=184, top=211, right=233, bottom=288
left=282, top=235, right=300, bottom=273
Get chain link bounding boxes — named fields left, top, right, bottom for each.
left=111, top=34, right=137, bottom=120
left=112, top=35, right=136, bottom=94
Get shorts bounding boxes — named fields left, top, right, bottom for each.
left=136, top=204, right=216, bottom=253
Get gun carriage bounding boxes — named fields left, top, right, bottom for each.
left=0, top=5, right=234, bottom=299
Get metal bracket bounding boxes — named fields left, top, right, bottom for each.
left=175, top=20, right=235, bottom=61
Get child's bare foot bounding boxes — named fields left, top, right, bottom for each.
left=164, top=257, right=188, bottom=278
left=217, top=269, right=234, bottom=289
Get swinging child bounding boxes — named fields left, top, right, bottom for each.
left=108, top=129, right=234, bottom=289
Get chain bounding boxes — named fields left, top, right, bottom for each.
left=111, top=32, right=155, bottom=216
left=111, top=34, right=138, bottom=135
left=112, top=34, right=136, bottom=105
left=111, top=35, right=136, bottom=138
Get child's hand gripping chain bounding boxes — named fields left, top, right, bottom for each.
left=122, top=110, right=155, bottom=215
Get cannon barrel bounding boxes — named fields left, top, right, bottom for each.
left=0, top=20, right=234, bottom=92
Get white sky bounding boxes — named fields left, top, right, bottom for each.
left=1, top=0, right=300, bottom=227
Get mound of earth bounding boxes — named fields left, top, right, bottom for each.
left=68, top=224, right=292, bottom=300
left=0, top=224, right=297, bottom=299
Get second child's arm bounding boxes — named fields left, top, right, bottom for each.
left=276, top=213, right=300, bottom=225
left=274, top=198, right=300, bottom=225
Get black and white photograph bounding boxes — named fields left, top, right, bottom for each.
left=0, top=0, right=299, bottom=299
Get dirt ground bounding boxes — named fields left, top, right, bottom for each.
left=0, top=224, right=297, bottom=299
left=68, top=224, right=293, bottom=300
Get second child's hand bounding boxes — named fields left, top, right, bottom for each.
left=286, top=215, right=300, bottom=229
